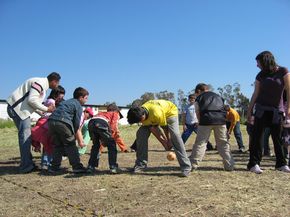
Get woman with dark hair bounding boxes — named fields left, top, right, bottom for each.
left=247, top=51, right=290, bottom=174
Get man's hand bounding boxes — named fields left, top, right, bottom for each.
left=227, top=132, right=231, bottom=140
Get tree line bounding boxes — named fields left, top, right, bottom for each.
left=126, top=83, right=250, bottom=119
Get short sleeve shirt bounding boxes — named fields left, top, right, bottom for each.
left=256, top=67, right=289, bottom=109
left=182, top=104, right=198, bottom=125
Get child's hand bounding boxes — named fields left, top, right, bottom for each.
left=33, top=146, right=41, bottom=152
left=47, top=104, right=56, bottom=113
left=79, top=142, right=86, bottom=148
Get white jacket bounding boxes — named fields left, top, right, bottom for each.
left=7, top=77, right=49, bottom=120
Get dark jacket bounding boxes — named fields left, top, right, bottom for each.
left=196, top=91, right=226, bottom=125
left=49, top=98, right=83, bottom=133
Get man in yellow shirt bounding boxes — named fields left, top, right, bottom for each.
left=127, top=100, right=192, bottom=177
left=225, top=105, right=246, bottom=152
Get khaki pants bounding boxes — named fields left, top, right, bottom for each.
left=190, top=125, right=234, bottom=170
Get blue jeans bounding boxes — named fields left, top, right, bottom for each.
left=226, top=121, right=245, bottom=149
left=181, top=123, right=198, bottom=143
left=41, top=152, right=52, bottom=168
left=182, top=123, right=213, bottom=149
left=7, top=105, right=34, bottom=173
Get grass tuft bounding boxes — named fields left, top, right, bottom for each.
left=0, top=119, right=15, bottom=129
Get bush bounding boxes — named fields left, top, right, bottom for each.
left=0, top=119, right=15, bottom=129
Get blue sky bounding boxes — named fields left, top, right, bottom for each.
left=1, top=0, right=290, bottom=106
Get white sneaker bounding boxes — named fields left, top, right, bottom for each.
left=250, top=164, right=263, bottom=174
left=276, top=165, right=290, bottom=173
left=191, top=162, right=198, bottom=170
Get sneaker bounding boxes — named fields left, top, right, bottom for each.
left=191, top=163, right=198, bottom=170
left=110, top=167, right=122, bottom=174
left=249, top=164, right=263, bottom=174
left=206, top=143, right=214, bottom=151
left=48, top=166, right=64, bottom=174
left=41, top=165, right=49, bottom=171
left=73, top=166, right=87, bottom=174
left=132, top=164, right=147, bottom=173
left=239, top=147, right=246, bottom=153
left=264, top=150, right=274, bottom=157
left=87, top=165, right=97, bottom=173
left=224, top=165, right=234, bottom=171
left=180, top=170, right=191, bottom=177
left=276, top=165, right=290, bottom=173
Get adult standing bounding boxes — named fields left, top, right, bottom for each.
left=247, top=51, right=290, bottom=174
left=225, top=105, right=246, bottom=152
left=181, top=93, right=214, bottom=150
left=189, top=83, right=235, bottom=171
left=7, top=72, right=61, bottom=173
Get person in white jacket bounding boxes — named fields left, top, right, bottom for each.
left=7, top=72, right=61, bottom=173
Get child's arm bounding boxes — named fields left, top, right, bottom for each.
left=110, top=112, right=120, bottom=137
left=75, top=129, right=85, bottom=148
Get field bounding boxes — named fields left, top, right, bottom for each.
left=0, top=125, right=289, bottom=217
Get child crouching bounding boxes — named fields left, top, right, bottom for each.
left=87, top=103, right=123, bottom=174
left=48, top=87, right=89, bottom=174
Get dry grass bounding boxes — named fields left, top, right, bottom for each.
left=0, top=125, right=289, bottom=217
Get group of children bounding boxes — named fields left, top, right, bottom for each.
left=31, top=86, right=129, bottom=174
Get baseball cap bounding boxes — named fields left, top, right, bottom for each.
left=84, top=107, right=94, bottom=117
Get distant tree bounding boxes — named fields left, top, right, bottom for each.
left=140, top=92, right=155, bottom=104
left=155, top=90, right=175, bottom=103
left=177, top=89, right=187, bottom=112
left=131, top=99, right=143, bottom=107
left=104, top=101, right=115, bottom=106
left=218, top=84, right=236, bottom=106
left=217, top=82, right=250, bottom=119
left=236, top=92, right=250, bottom=117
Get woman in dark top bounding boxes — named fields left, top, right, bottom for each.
left=247, top=51, right=290, bottom=174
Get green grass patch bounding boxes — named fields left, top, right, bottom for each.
left=0, top=119, right=15, bottom=129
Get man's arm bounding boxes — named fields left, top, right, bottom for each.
left=194, top=102, right=200, bottom=122
left=150, top=126, right=172, bottom=151
left=28, top=82, right=55, bottom=112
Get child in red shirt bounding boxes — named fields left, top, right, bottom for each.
left=87, top=104, right=123, bottom=174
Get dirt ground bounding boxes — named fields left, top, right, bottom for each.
left=0, top=126, right=290, bottom=217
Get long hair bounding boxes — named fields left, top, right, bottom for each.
left=255, top=51, right=278, bottom=73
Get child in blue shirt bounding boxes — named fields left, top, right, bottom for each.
left=48, top=87, right=89, bottom=174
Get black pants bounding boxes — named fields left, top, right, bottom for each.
left=248, top=111, right=287, bottom=169
left=88, top=118, right=118, bottom=169
left=48, top=120, right=83, bottom=169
